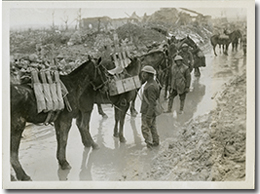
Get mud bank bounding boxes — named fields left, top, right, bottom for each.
left=124, top=66, right=246, bottom=181
left=148, top=70, right=246, bottom=181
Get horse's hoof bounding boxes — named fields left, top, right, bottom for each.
left=11, top=175, right=16, bottom=181
left=131, top=112, right=137, bottom=117
left=60, top=161, right=71, bottom=170
left=120, top=137, right=126, bottom=143
left=113, top=133, right=119, bottom=138
left=83, top=142, right=92, bottom=148
left=102, top=114, right=108, bottom=119
left=18, top=174, right=32, bottom=181
left=92, top=143, right=100, bottom=150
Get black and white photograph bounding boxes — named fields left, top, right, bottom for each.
left=2, top=0, right=255, bottom=189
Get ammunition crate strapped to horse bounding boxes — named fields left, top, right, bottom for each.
left=106, top=33, right=141, bottom=96
left=108, top=75, right=141, bottom=96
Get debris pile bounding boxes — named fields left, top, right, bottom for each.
left=146, top=8, right=179, bottom=27
left=68, top=31, right=83, bottom=45
left=116, top=23, right=167, bottom=47
left=170, top=25, right=213, bottom=45
left=94, top=34, right=113, bottom=50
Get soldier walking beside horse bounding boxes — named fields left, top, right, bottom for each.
left=140, top=66, right=160, bottom=148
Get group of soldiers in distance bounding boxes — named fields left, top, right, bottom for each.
left=150, top=36, right=194, bottom=115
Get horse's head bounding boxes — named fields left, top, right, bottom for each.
left=64, top=56, right=107, bottom=95
left=126, top=56, right=142, bottom=76
left=90, top=57, right=112, bottom=92
left=138, top=51, right=167, bottom=85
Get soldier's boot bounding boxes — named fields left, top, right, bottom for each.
left=145, top=139, right=154, bottom=149
left=178, top=100, right=185, bottom=114
left=153, top=137, right=160, bottom=147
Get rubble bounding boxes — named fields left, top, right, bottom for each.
left=116, top=23, right=167, bottom=48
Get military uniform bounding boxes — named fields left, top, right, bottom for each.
left=140, top=78, right=160, bottom=147
left=167, top=57, right=191, bottom=113
left=179, top=50, right=194, bottom=73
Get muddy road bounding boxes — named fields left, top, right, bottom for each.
left=16, top=45, right=246, bottom=181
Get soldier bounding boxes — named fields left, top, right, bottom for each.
left=140, top=65, right=160, bottom=148
left=179, top=43, right=194, bottom=73
left=166, top=55, right=191, bottom=114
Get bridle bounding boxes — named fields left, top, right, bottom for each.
left=89, top=60, right=110, bottom=91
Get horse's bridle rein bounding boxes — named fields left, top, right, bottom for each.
left=90, top=61, right=110, bottom=91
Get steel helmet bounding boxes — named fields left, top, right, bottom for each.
left=181, top=43, right=189, bottom=48
left=141, top=65, right=156, bottom=74
left=174, top=55, right=183, bottom=61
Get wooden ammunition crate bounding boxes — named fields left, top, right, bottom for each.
left=109, top=75, right=141, bottom=96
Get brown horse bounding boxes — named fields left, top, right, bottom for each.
left=210, top=30, right=241, bottom=56
left=96, top=51, right=168, bottom=118
left=73, top=57, right=142, bottom=144
left=10, top=57, right=105, bottom=181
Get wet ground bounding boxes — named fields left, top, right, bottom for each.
left=17, top=44, right=246, bottom=181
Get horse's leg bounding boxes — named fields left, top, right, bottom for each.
left=164, top=74, right=169, bottom=99
left=118, top=103, right=130, bottom=143
left=97, top=103, right=108, bottom=118
left=130, top=92, right=138, bottom=117
left=11, top=120, right=31, bottom=181
left=76, top=111, right=92, bottom=147
left=76, top=111, right=99, bottom=149
left=113, top=107, right=119, bottom=138
left=54, top=114, right=72, bottom=170
left=213, top=44, right=217, bottom=56
left=225, top=44, right=229, bottom=55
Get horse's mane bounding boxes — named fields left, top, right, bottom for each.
left=68, top=60, right=91, bottom=76
left=142, top=50, right=165, bottom=57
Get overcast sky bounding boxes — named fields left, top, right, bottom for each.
left=9, top=5, right=247, bottom=28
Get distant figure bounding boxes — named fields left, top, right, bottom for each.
left=179, top=43, right=194, bottom=73
left=166, top=55, right=191, bottom=114
left=241, top=34, right=247, bottom=56
left=140, top=65, right=160, bottom=148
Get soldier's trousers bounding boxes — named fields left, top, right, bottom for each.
left=167, top=90, right=186, bottom=111
left=141, top=116, right=159, bottom=145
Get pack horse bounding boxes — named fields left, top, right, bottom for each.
left=11, top=57, right=106, bottom=181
